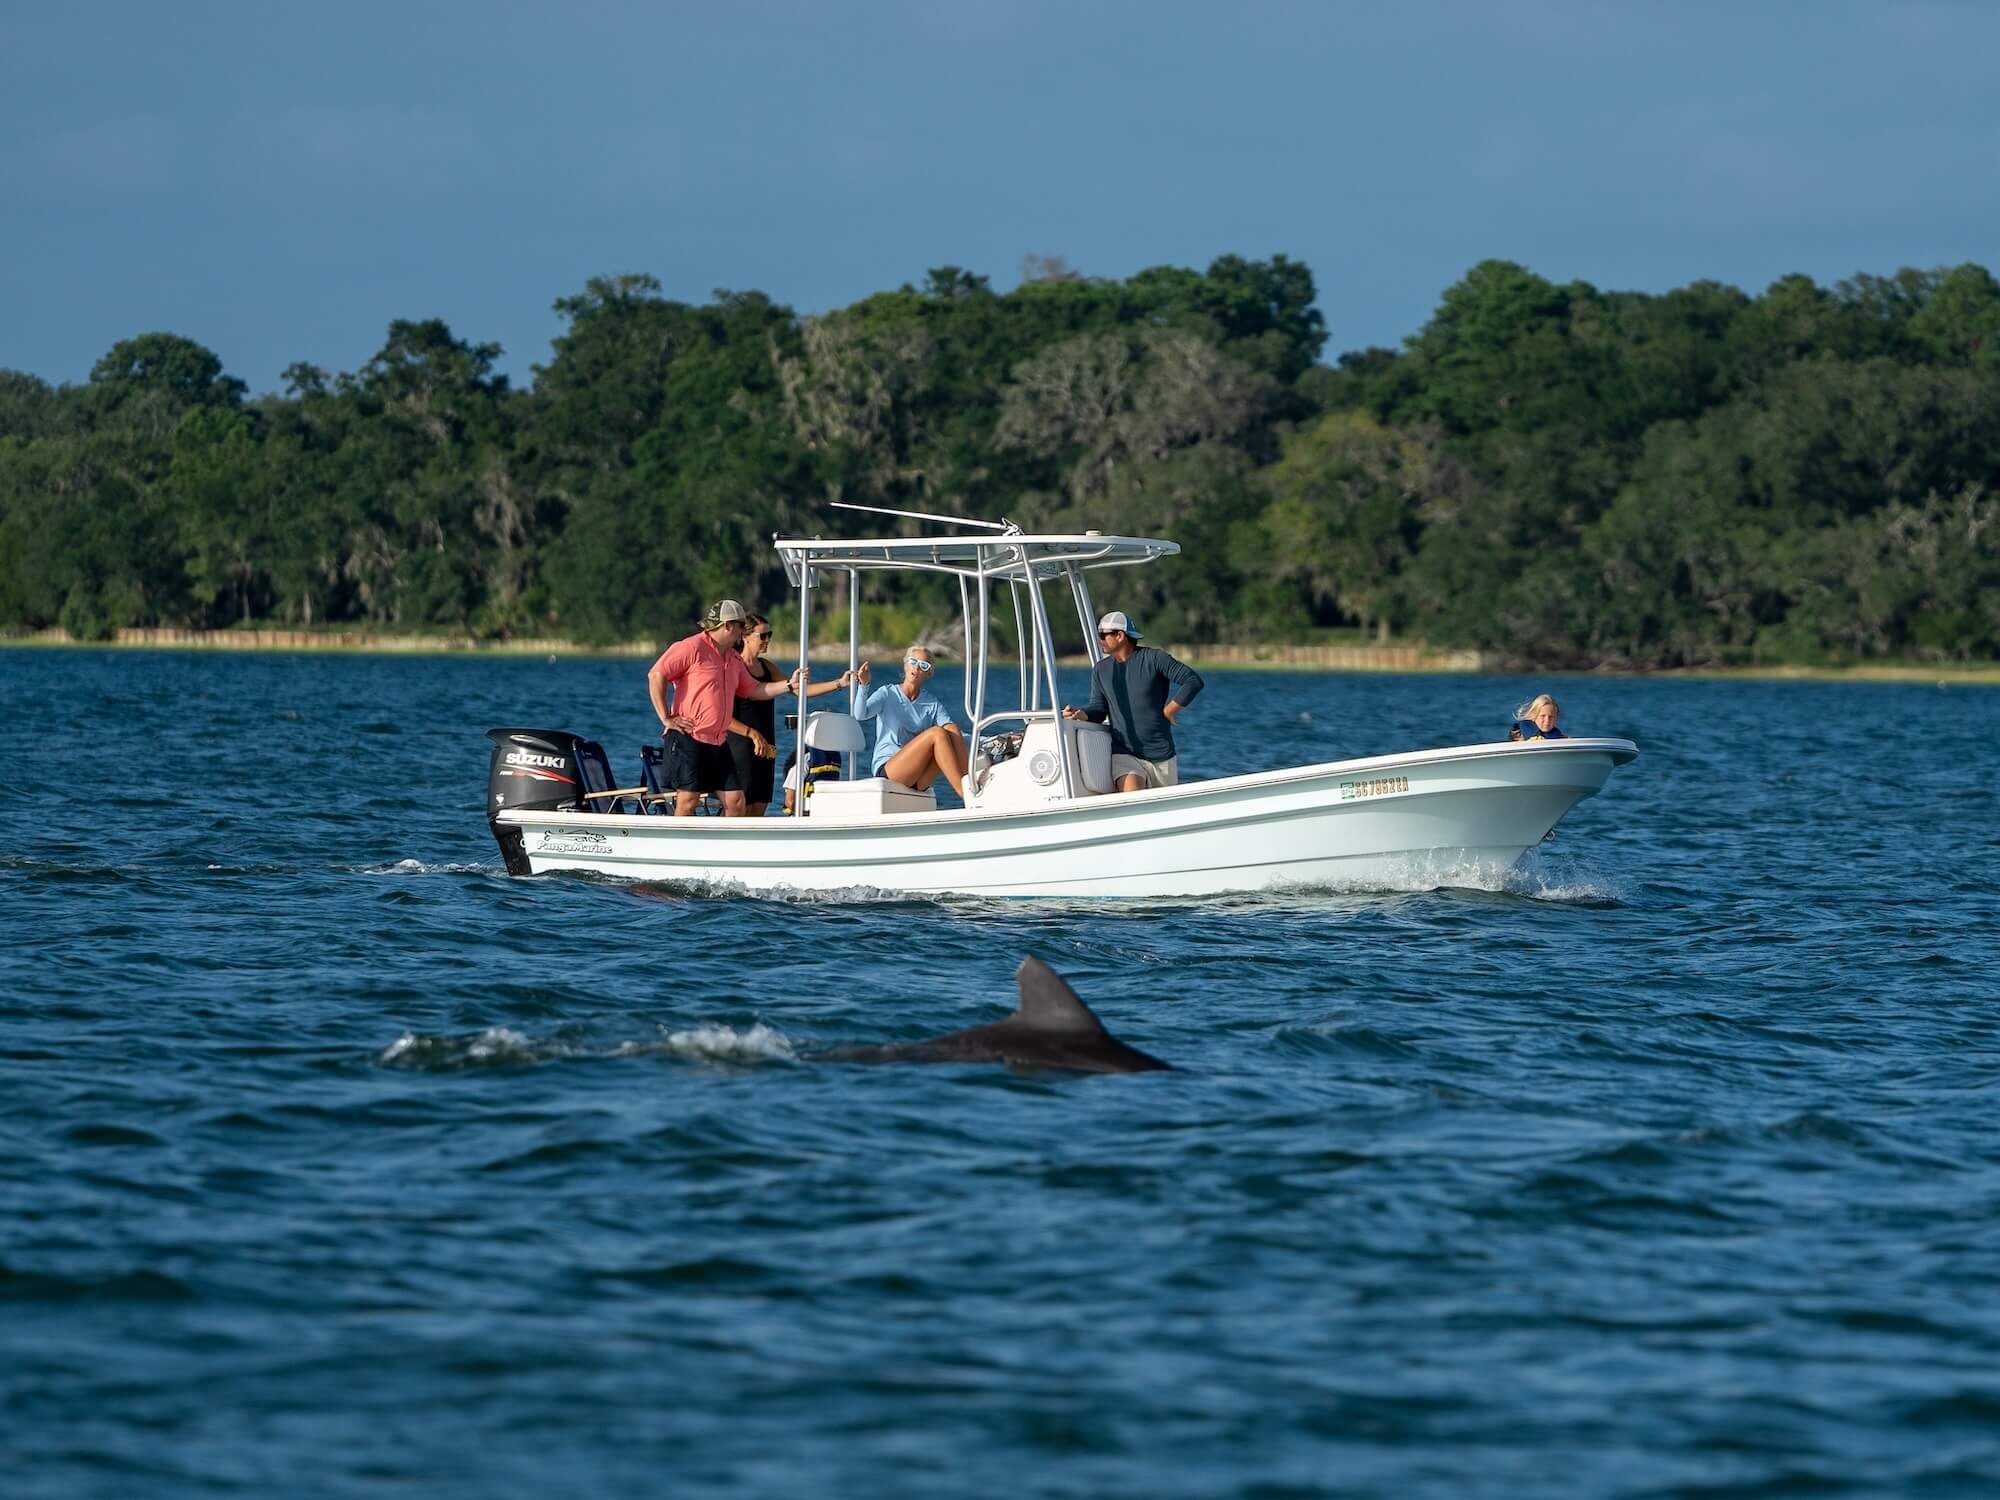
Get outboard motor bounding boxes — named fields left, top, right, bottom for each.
left=485, top=727, right=588, bottom=874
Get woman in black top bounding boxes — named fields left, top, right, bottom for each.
left=725, top=615, right=784, bottom=815
left=727, top=613, right=857, bottom=816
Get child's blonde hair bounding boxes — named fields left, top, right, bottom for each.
left=1514, top=692, right=1560, bottom=720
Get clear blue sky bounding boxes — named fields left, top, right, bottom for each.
left=4, top=1, right=1994, bottom=396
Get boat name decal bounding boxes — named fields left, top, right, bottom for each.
left=1339, top=776, right=1410, bottom=801
left=537, top=830, right=611, bottom=855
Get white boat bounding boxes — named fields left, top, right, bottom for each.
left=484, top=514, right=1637, bottom=898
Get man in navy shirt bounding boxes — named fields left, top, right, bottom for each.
left=1062, top=612, right=1204, bottom=791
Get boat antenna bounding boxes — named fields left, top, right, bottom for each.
left=829, top=500, right=1016, bottom=533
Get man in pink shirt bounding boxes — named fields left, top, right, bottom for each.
left=649, top=599, right=804, bottom=816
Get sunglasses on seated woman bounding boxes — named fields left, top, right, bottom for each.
left=905, top=656, right=933, bottom=673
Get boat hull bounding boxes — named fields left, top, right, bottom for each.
left=489, top=739, right=1637, bottom=899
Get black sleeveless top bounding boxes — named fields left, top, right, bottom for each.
left=734, top=657, right=781, bottom=740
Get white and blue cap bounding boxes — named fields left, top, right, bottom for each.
left=1096, top=610, right=1144, bottom=640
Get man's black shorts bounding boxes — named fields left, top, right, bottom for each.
left=661, top=730, right=740, bottom=795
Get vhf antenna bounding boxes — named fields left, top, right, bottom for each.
left=829, top=500, right=1017, bottom=534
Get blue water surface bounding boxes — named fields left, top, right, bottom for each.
left=3, top=648, right=1998, bottom=1498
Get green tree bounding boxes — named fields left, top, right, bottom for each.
left=1255, top=411, right=1454, bottom=639
left=1909, top=264, right=2000, bottom=369
left=88, top=333, right=246, bottom=442
left=166, top=406, right=269, bottom=624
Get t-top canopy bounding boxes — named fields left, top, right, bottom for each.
left=773, top=532, right=1179, bottom=587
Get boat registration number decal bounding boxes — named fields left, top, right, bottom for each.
left=1339, top=776, right=1409, bottom=801
left=537, top=830, right=611, bottom=854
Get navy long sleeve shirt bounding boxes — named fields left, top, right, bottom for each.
left=1082, top=647, right=1204, bottom=761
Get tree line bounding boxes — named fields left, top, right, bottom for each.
left=3, top=254, right=1996, bottom=667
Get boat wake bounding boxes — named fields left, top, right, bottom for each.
left=1258, top=848, right=1624, bottom=905
left=377, top=1022, right=798, bottom=1070
left=629, top=876, right=934, bottom=907
left=1500, top=850, right=1625, bottom=906
left=367, top=857, right=501, bottom=876
left=622, top=856, right=1627, bottom=910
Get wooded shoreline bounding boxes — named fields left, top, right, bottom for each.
left=7, top=255, right=1997, bottom=674
left=0, top=625, right=1479, bottom=670
left=7, top=627, right=1993, bottom=683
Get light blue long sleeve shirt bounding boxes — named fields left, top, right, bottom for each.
left=854, top=683, right=957, bottom=775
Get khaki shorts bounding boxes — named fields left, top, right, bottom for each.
left=1110, top=753, right=1178, bottom=789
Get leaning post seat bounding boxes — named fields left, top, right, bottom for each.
left=790, top=710, right=936, bottom=817
left=796, top=709, right=864, bottom=805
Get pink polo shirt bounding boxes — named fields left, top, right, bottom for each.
left=651, top=632, right=764, bottom=745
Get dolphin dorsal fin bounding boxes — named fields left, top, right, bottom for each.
left=1011, top=956, right=1106, bottom=1034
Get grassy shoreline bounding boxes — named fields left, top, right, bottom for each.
left=3, top=627, right=1995, bottom=684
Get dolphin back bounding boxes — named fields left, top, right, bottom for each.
left=804, top=956, right=1172, bottom=1073
left=1011, top=955, right=1108, bottom=1035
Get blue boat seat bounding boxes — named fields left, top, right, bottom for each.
left=575, top=739, right=643, bottom=813
left=637, top=744, right=671, bottom=814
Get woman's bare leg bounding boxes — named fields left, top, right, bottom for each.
left=883, top=726, right=967, bottom=797
left=882, top=738, right=939, bottom=791
left=932, top=725, right=966, bottom=796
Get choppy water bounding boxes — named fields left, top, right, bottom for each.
left=5, top=648, right=1998, bottom=1497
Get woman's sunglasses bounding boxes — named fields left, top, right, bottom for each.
left=905, top=657, right=933, bottom=674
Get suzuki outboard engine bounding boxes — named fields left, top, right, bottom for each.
left=485, top=727, right=589, bottom=874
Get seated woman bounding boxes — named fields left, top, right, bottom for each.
left=851, top=647, right=966, bottom=797
left=1509, top=692, right=1566, bottom=741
